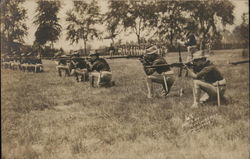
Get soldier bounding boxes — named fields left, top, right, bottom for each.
left=33, top=56, right=43, bottom=73
left=177, top=23, right=197, bottom=62
left=70, top=53, right=89, bottom=82
left=108, top=43, right=115, bottom=57
left=56, top=55, right=70, bottom=77
left=20, top=53, right=32, bottom=72
left=88, top=50, right=114, bottom=87
left=2, top=55, right=11, bottom=69
left=141, top=45, right=175, bottom=98
left=11, top=55, right=21, bottom=70
left=184, top=51, right=226, bottom=108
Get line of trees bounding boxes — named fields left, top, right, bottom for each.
left=1, top=0, right=248, bottom=56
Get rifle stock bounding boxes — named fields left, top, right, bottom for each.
left=229, top=60, right=250, bottom=65
left=54, top=57, right=90, bottom=61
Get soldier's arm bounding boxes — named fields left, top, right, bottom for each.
left=186, top=65, right=213, bottom=79
left=185, top=67, right=197, bottom=78
left=144, top=67, right=155, bottom=75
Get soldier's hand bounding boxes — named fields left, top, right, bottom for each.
left=183, top=64, right=188, bottom=70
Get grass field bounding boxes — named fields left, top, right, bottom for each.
left=1, top=49, right=249, bottom=159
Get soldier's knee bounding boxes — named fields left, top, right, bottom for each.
left=193, top=80, right=201, bottom=88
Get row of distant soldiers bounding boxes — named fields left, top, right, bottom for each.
left=54, top=51, right=114, bottom=87
left=1, top=53, right=43, bottom=73
left=109, top=43, right=168, bottom=57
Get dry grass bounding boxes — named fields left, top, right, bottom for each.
left=1, top=49, right=249, bottom=159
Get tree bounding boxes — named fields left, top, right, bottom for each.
left=0, top=0, right=27, bottom=55
left=232, top=12, right=249, bottom=48
left=106, top=0, right=157, bottom=45
left=155, top=1, right=187, bottom=46
left=104, top=0, right=126, bottom=44
left=125, top=0, right=157, bottom=45
left=34, top=0, right=61, bottom=48
left=181, top=0, right=235, bottom=47
left=65, top=0, right=101, bottom=55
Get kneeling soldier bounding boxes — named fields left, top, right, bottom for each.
left=70, top=53, right=89, bottom=82
left=184, top=51, right=226, bottom=108
left=56, top=55, right=70, bottom=77
left=141, top=45, right=175, bottom=98
left=33, top=57, right=43, bottom=73
left=88, top=51, right=114, bottom=87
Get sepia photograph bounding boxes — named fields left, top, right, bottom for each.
left=1, top=0, right=249, bottom=158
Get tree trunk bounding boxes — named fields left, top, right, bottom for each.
left=50, top=41, right=54, bottom=50
left=137, top=34, right=140, bottom=46
left=111, top=38, right=114, bottom=45
left=84, top=40, right=87, bottom=56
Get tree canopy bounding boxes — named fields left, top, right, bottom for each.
left=65, top=0, right=101, bottom=54
left=1, top=0, right=27, bottom=54
left=181, top=0, right=235, bottom=47
left=106, top=0, right=157, bottom=45
left=34, top=0, right=61, bottom=47
left=233, top=12, right=249, bottom=48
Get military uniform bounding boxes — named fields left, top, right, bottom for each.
left=109, top=45, right=115, bottom=56
left=142, top=47, right=175, bottom=98
left=185, top=52, right=226, bottom=108
left=32, top=58, right=43, bottom=72
left=88, top=52, right=113, bottom=87
left=177, top=32, right=197, bottom=62
left=185, top=33, right=197, bottom=62
left=20, top=56, right=31, bottom=72
left=70, top=57, right=89, bottom=82
left=56, top=56, right=70, bottom=77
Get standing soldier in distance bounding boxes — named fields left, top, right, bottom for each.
left=108, top=43, right=115, bottom=57
left=177, top=22, right=197, bottom=62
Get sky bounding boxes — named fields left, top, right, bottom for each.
left=22, top=0, right=249, bottom=51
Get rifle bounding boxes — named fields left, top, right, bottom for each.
left=54, top=56, right=90, bottom=61
left=229, top=60, right=250, bottom=65
left=106, top=55, right=143, bottom=59
left=144, top=62, right=194, bottom=69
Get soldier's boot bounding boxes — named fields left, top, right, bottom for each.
left=146, top=78, right=153, bottom=98
left=65, top=69, right=70, bottom=77
left=81, top=74, right=89, bottom=82
left=76, top=76, right=80, bottom=82
left=90, top=76, right=95, bottom=87
left=58, top=69, right=62, bottom=77
left=191, top=80, right=201, bottom=108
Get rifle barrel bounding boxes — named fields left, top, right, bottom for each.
left=106, top=55, right=143, bottom=59
left=55, top=57, right=89, bottom=60
left=145, top=62, right=193, bottom=69
left=229, top=60, right=250, bottom=65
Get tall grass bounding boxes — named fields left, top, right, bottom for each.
left=1, top=49, right=249, bottom=159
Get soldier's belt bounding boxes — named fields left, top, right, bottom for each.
left=213, top=79, right=226, bottom=87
